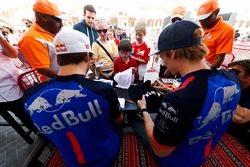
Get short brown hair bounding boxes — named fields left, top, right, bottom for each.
left=228, top=60, right=250, bottom=76
left=118, top=39, right=132, bottom=52
left=57, top=53, right=88, bottom=66
left=163, top=28, right=208, bottom=61
left=83, top=5, right=96, bottom=15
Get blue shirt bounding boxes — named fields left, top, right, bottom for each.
left=24, top=75, right=121, bottom=167
left=153, top=70, right=241, bottom=167
left=73, top=20, right=99, bottom=47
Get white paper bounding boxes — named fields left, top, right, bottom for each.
left=118, top=98, right=125, bottom=109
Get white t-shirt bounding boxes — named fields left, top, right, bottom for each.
left=0, top=51, right=23, bottom=102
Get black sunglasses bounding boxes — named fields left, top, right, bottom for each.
left=97, top=29, right=107, bottom=33
left=47, top=15, right=62, bottom=23
left=229, top=69, right=241, bottom=75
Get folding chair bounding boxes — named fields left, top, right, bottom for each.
left=18, top=69, right=41, bottom=91
left=0, top=69, right=40, bottom=144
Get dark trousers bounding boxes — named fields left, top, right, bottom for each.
left=0, top=97, right=37, bottom=133
left=127, top=113, right=157, bottom=153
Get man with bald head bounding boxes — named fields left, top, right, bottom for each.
left=19, top=0, right=64, bottom=82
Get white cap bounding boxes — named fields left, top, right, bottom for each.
left=54, top=29, right=93, bottom=55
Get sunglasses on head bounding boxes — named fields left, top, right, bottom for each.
left=229, top=69, right=241, bottom=75
left=97, top=29, right=107, bottom=33
left=47, top=15, right=62, bottom=23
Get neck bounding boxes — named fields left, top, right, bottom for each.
left=178, top=59, right=210, bottom=77
left=99, top=38, right=107, bottom=42
left=36, top=21, right=53, bottom=35
left=58, top=63, right=88, bottom=76
left=136, top=40, right=143, bottom=45
left=209, top=17, right=220, bottom=29
left=122, top=56, right=129, bottom=63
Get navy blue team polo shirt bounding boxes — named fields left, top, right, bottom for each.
left=153, top=69, right=241, bottom=167
left=23, top=75, right=121, bottom=167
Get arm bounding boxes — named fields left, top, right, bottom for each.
left=143, top=111, right=175, bottom=157
left=0, top=35, right=18, bottom=58
left=137, top=96, right=175, bottom=157
left=111, top=41, right=118, bottom=60
left=214, top=28, right=234, bottom=68
left=210, top=54, right=225, bottom=68
left=131, top=56, right=147, bottom=64
left=107, top=86, right=124, bottom=124
left=19, top=37, right=54, bottom=77
left=114, top=111, right=124, bottom=124
left=153, top=79, right=174, bottom=92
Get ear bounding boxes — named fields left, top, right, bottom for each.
left=39, top=13, right=48, bottom=22
left=85, top=53, right=90, bottom=62
left=170, top=50, right=176, bottom=59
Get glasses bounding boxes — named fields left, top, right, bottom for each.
left=97, top=29, right=107, bottom=34
left=229, top=69, right=241, bottom=75
left=47, top=15, right=62, bottom=23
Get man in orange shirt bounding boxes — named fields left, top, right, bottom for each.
left=197, top=0, right=234, bottom=68
left=19, top=0, right=64, bottom=82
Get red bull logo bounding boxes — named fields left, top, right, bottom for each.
left=85, top=44, right=90, bottom=49
left=55, top=43, right=66, bottom=48
left=55, top=42, right=67, bottom=53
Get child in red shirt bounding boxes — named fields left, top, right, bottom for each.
left=114, top=40, right=137, bottom=74
left=131, top=20, right=150, bottom=65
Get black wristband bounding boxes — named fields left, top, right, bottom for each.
left=140, top=108, right=147, bottom=117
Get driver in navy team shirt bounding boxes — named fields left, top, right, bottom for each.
left=23, top=29, right=123, bottom=167
left=135, top=20, right=241, bottom=167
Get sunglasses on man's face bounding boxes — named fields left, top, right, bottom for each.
left=97, top=29, right=107, bottom=34
left=47, top=15, right=62, bottom=23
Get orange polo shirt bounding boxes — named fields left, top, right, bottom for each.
left=19, top=23, right=58, bottom=82
left=203, top=17, right=234, bottom=65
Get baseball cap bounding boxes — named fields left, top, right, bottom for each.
left=197, top=0, right=219, bottom=21
left=54, top=29, right=93, bottom=55
left=152, top=20, right=200, bottom=54
left=33, top=0, right=68, bottom=20
left=171, top=6, right=186, bottom=20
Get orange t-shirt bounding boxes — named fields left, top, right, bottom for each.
left=203, top=17, right=234, bottom=65
left=19, top=23, right=58, bottom=82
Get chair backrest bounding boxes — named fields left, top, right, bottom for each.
left=221, top=53, right=235, bottom=68
left=17, top=69, right=41, bottom=92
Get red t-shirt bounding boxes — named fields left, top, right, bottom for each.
left=131, top=42, right=150, bottom=64
left=114, top=38, right=120, bottom=45
left=114, top=57, right=137, bottom=74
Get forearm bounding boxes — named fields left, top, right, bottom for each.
left=143, top=111, right=175, bottom=157
left=211, top=54, right=225, bottom=68
left=132, top=56, right=147, bottom=64
left=0, top=36, right=18, bottom=58
left=114, top=112, right=124, bottom=124
left=37, top=68, right=57, bottom=78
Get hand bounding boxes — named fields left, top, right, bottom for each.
left=131, top=67, right=137, bottom=74
left=137, top=95, right=147, bottom=110
left=232, top=105, right=250, bottom=124
left=153, top=79, right=174, bottom=92
left=106, top=72, right=113, bottom=78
